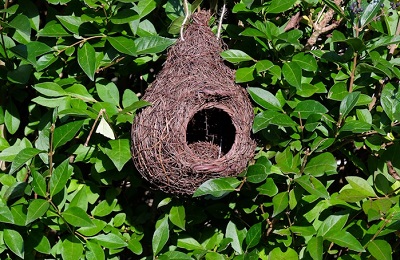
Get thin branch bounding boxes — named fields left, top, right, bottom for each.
left=305, top=0, right=343, bottom=50
left=180, top=0, right=190, bottom=41
left=84, top=109, right=105, bottom=146
left=217, top=1, right=226, bottom=39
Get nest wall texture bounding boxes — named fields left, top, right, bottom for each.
left=131, top=11, right=256, bottom=195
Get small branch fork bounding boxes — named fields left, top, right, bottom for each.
left=305, top=0, right=343, bottom=50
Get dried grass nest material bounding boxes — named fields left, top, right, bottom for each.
left=131, top=10, right=256, bottom=195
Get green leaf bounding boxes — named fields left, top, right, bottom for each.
left=317, top=214, right=348, bottom=237
left=367, top=240, right=392, bottom=260
left=245, top=222, right=262, bottom=249
left=293, top=100, right=328, bottom=119
left=49, top=159, right=72, bottom=197
left=128, top=237, right=143, bottom=255
left=325, top=230, right=365, bottom=252
left=292, top=53, right=318, bottom=72
left=257, top=178, right=278, bottom=196
left=34, top=82, right=67, bottom=97
left=91, top=199, right=117, bottom=217
left=235, top=67, right=255, bottom=83
left=307, top=236, right=323, bottom=260
left=360, top=0, right=383, bottom=28
left=4, top=229, right=24, bottom=258
left=111, top=9, right=139, bottom=24
left=136, top=0, right=156, bottom=18
left=62, top=206, right=94, bottom=227
left=226, top=221, right=246, bottom=254
left=32, top=171, right=47, bottom=197
left=246, top=163, right=270, bottom=184
left=282, top=62, right=302, bottom=88
left=289, top=225, right=316, bottom=236
left=86, top=241, right=105, bottom=260
left=28, top=231, right=51, bottom=254
left=53, top=120, right=85, bottom=149
left=103, top=139, right=131, bottom=171
left=345, top=176, right=376, bottom=197
left=120, top=100, right=151, bottom=113
left=78, top=42, right=96, bottom=81
left=77, top=219, right=107, bottom=236
left=65, top=84, right=96, bottom=102
left=37, top=20, right=70, bottom=37
left=253, top=110, right=297, bottom=133
left=0, top=204, right=14, bottom=224
left=134, top=36, right=176, bottom=55
left=169, top=205, right=186, bottom=230
left=266, top=0, right=296, bottom=13
left=339, top=92, right=360, bottom=119
left=221, top=49, right=253, bottom=63
left=381, top=83, right=400, bottom=122
left=295, top=175, right=329, bottom=199
left=272, top=191, right=289, bottom=217
left=152, top=215, right=170, bottom=255
left=56, top=15, right=83, bottom=34
left=9, top=14, right=31, bottom=43
left=159, top=251, right=193, bottom=260
left=177, top=236, right=204, bottom=250
left=340, top=120, right=371, bottom=133
left=5, top=100, right=20, bottom=135
left=268, top=247, right=299, bottom=260
left=108, top=36, right=137, bottom=56
left=61, top=235, right=84, bottom=260
left=92, top=233, right=128, bottom=249
left=9, top=148, right=44, bottom=174
left=338, top=188, right=368, bottom=202
left=193, top=177, right=241, bottom=198
left=96, top=79, right=120, bottom=106
left=247, top=87, right=282, bottom=111
left=303, top=152, right=337, bottom=177
left=26, top=199, right=49, bottom=225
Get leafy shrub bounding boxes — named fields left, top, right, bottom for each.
left=0, top=0, right=400, bottom=259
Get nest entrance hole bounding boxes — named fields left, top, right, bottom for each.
left=186, top=108, right=236, bottom=159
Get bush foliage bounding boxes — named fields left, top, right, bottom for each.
left=1, top=0, right=400, bottom=259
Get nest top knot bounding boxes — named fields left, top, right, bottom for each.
left=191, top=10, right=211, bottom=26
left=165, top=10, right=223, bottom=70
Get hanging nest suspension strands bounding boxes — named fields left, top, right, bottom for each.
left=131, top=11, right=256, bottom=195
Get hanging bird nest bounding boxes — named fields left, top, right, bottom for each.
left=131, top=11, right=256, bottom=195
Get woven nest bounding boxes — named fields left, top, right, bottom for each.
left=131, top=11, right=256, bottom=195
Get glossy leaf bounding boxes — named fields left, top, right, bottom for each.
left=339, top=92, right=360, bottom=119
left=245, top=222, right=262, bottom=249
left=53, top=120, right=85, bottom=149
left=134, top=36, right=175, bottom=55
left=248, top=87, right=282, bottom=111
left=26, top=199, right=49, bottom=225
left=92, top=233, right=128, bottom=249
left=253, top=110, right=297, bottom=133
left=108, top=36, right=137, bottom=56
left=169, top=205, right=186, bottom=230
left=325, top=230, right=364, bottom=252
left=367, top=240, right=392, bottom=260
left=360, top=0, right=383, bottom=28
left=49, top=159, right=72, bottom=197
left=78, top=42, right=96, bottom=81
left=303, top=152, right=337, bottom=177
left=266, top=0, right=296, bottom=13
left=0, top=204, right=14, bottom=224
left=235, top=67, right=255, bottom=83
left=61, top=236, right=84, bottom=260
left=152, top=215, right=169, bottom=255
left=257, top=178, right=278, bottom=196
left=221, top=49, right=253, bottom=63
left=9, top=148, right=43, bottom=174
left=272, top=191, right=289, bottom=217
left=345, top=176, right=376, bottom=197
left=295, top=175, right=329, bottom=199
left=293, top=100, right=328, bottom=119
left=282, top=62, right=302, bottom=88
left=4, top=229, right=24, bottom=258
left=307, top=236, right=323, bottom=260
left=62, top=206, right=94, bottom=227
left=4, top=100, right=20, bottom=135
left=193, top=177, right=241, bottom=198
left=381, top=83, right=400, bottom=121
left=103, top=139, right=131, bottom=171
left=226, top=221, right=246, bottom=254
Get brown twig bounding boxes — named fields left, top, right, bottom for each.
left=388, top=18, right=400, bottom=59
left=387, top=161, right=400, bottom=181
left=305, top=0, right=343, bottom=50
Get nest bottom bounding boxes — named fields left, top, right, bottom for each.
left=188, top=141, right=221, bottom=160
